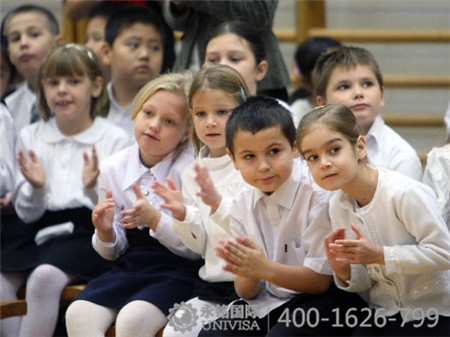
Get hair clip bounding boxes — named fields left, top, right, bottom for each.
left=64, top=43, right=96, bottom=62
left=240, top=87, right=247, bottom=102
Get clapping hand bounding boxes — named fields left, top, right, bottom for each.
left=18, top=149, right=46, bottom=188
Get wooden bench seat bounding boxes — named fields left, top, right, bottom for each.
left=0, top=300, right=27, bottom=319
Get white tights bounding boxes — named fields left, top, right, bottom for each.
left=66, top=299, right=168, bottom=337
left=0, top=264, right=72, bottom=337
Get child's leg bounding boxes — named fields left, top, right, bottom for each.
left=163, top=297, right=225, bottom=337
left=19, top=264, right=72, bottom=337
left=115, top=300, right=167, bottom=337
left=0, top=271, right=27, bottom=337
left=65, top=300, right=118, bottom=337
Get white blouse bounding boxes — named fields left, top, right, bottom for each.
left=330, top=168, right=450, bottom=322
left=173, top=146, right=247, bottom=282
left=13, top=117, right=131, bottom=223
left=423, top=144, right=450, bottom=228
left=0, top=104, right=17, bottom=196
left=3, top=82, right=35, bottom=132
left=230, top=158, right=333, bottom=317
left=92, top=143, right=200, bottom=261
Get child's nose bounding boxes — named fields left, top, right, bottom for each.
left=258, top=158, right=270, bottom=172
left=352, top=85, right=364, bottom=98
left=148, top=117, right=161, bottom=132
left=320, top=156, right=332, bottom=169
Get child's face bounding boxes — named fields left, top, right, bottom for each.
left=317, top=65, right=384, bottom=134
left=6, top=12, right=58, bottom=83
left=134, top=90, right=189, bottom=167
left=300, top=124, right=365, bottom=192
left=85, top=16, right=107, bottom=58
left=42, top=73, right=102, bottom=130
left=204, top=33, right=267, bottom=96
left=107, top=23, right=163, bottom=89
left=229, top=126, right=296, bottom=195
left=191, top=89, right=237, bottom=157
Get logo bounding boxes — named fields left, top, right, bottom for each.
left=167, top=302, right=199, bottom=332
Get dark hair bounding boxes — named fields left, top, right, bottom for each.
left=206, top=20, right=266, bottom=65
left=226, top=95, right=296, bottom=156
left=86, top=2, right=124, bottom=20
left=296, top=104, right=362, bottom=155
left=0, top=34, right=17, bottom=99
left=189, top=64, right=250, bottom=154
left=105, top=5, right=163, bottom=46
left=313, top=46, right=383, bottom=99
left=295, top=36, right=341, bottom=87
left=37, top=44, right=109, bottom=121
left=1, top=4, right=60, bottom=43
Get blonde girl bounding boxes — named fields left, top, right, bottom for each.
left=66, top=72, right=203, bottom=337
left=297, top=104, right=450, bottom=336
left=0, top=43, right=129, bottom=337
left=153, top=64, right=249, bottom=336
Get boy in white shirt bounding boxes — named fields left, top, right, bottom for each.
left=201, top=96, right=367, bottom=336
left=314, top=45, right=423, bottom=181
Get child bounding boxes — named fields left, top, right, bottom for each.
left=152, top=65, right=249, bottom=336
left=2, top=4, right=63, bottom=131
left=65, top=72, right=203, bottom=337
left=200, top=96, right=366, bottom=336
left=204, top=20, right=297, bottom=126
left=0, top=43, right=130, bottom=337
left=313, top=45, right=423, bottom=180
left=289, top=36, right=341, bottom=123
left=297, top=104, right=450, bottom=336
left=101, top=5, right=167, bottom=138
left=423, top=141, right=450, bottom=228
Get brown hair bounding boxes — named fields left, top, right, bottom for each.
left=313, top=46, right=384, bottom=99
left=188, top=65, right=249, bottom=154
left=37, top=44, right=108, bottom=121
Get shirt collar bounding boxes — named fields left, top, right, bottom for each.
left=122, top=142, right=175, bottom=190
left=252, top=158, right=302, bottom=210
left=197, top=145, right=232, bottom=169
left=40, top=117, right=108, bottom=144
left=365, top=116, right=384, bottom=143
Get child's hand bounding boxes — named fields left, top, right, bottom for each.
left=152, top=178, right=186, bottom=221
left=82, top=145, right=99, bottom=189
left=216, top=236, right=268, bottom=279
left=120, top=183, right=161, bottom=230
left=328, top=224, right=385, bottom=265
left=92, top=190, right=115, bottom=242
left=18, top=149, right=46, bottom=188
left=193, top=162, right=222, bottom=212
left=324, top=227, right=351, bottom=281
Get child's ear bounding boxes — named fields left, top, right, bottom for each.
left=255, top=60, right=269, bottom=82
left=54, top=34, right=65, bottom=46
left=99, top=42, right=111, bottom=66
left=226, top=148, right=239, bottom=170
left=316, top=95, right=326, bottom=106
left=292, top=141, right=300, bottom=158
left=91, top=76, right=103, bottom=98
left=379, top=86, right=385, bottom=109
left=356, top=135, right=367, bottom=160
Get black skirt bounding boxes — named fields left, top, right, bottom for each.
left=77, top=228, right=204, bottom=315
left=1, top=207, right=112, bottom=281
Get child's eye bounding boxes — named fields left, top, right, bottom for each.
left=205, top=57, right=218, bottom=64
left=230, top=57, right=241, bottom=63
left=269, top=148, right=280, bottom=156
left=243, top=154, right=254, bottom=160
left=362, top=81, right=374, bottom=88
left=336, top=84, right=349, bottom=91
left=330, top=146, right=341, bottom=154
left=8, top=34, right=20, bottom=43
left=194, top=111, right=206, bottom=118
left=305, top=154, right=318, bottom=162
left=149, top=44, right=161, bottom=53
left=45, top=79, right=59, bottom=86
left=217, top=109, right=231, bottom=116
left=143, top=110, right=152, bottom=117
left=165, top=119, right=176, bottom=126
left=127, top=42, right=139, bottom=50
left=30, top=31, right=41, bottom=38
left=69, top=78, right=81, bottom=85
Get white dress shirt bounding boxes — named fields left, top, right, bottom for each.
left=106, top=83, right=134, bottom=140
left=4, top=82, right=35, bottom=131
left=230, top=158, right=333, bottom=317
left=423, top=144, right=450, bottom=228
left=173, top=146, right=248, bottom=282
left=330, top=168, right=450, bottom=322
left=92, top=142, right=200, bottom=262
left=13, top=117, right=130, bottom=223
left=0, top=104, right=17, bottom=196
left=365, top=116, right=422, bottom=181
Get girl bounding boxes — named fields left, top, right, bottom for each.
left=152, top=65, right=249, bottom=336
left=297, top=104, right=450, bottom=336
left=0, top=43, right=130, bottom=337
left=204, top=20, right=298, bottom=126
left=65, top=72, right=203, bottom=337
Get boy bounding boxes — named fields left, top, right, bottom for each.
left=314, top=45, right=423, bottom=180
left=2, top=4, right=62, bottom=131
left=199, top=96, right=366, bottom=336
left=100, top=5, right=165, bottom=137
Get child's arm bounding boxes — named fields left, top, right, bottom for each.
left=192, top=162, right=222, bottom=213
left=217, top=236, right=331, bottom=297
left=82, top=145, right=100, bottom=190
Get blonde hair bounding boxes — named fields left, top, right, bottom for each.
left=37, top=43, right=109, bottom=121
left=131, top=71, right=193, bottom=158
left=188, top=65, right=249, bottom=154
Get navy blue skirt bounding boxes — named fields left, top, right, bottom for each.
left=77, top=228, right=203, bottom=315
left=1, top=207, right=112, bottom=281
